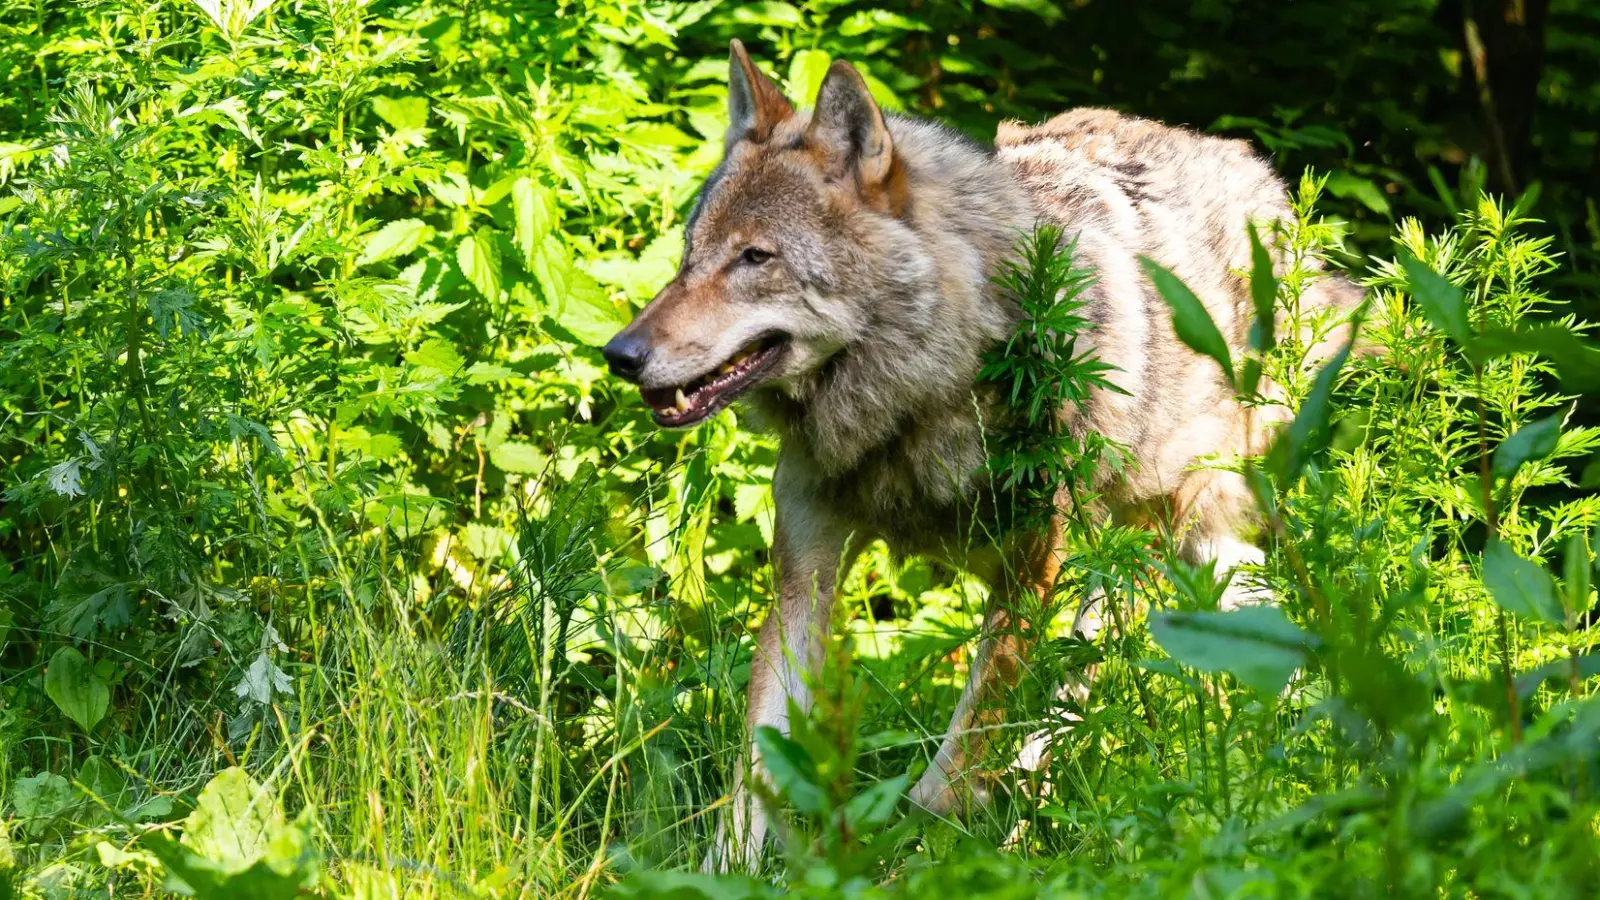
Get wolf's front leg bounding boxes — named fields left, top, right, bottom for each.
left=707, top=492, right=851, bottom=872
left=909, top=524, right=1064, bottom=815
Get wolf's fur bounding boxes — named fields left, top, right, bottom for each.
left=605, top=41, right=1360, bottom=870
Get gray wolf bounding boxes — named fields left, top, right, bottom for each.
left=602, top=40, right=1360, bottom=869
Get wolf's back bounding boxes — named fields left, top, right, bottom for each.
left=993, top=108, right=1358, bottom=487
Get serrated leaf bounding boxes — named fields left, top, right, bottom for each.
left=46, top=458, right=85, bottom=498
left=407, top=337, right=464, bottom=376
left=1483, top=539, right=1563, bottom=626
left=512, top=176, right=557, bottom=269
left=357, top=218, right=432, bottom=267
left=1399, top=254, right=1469, bottom=345
left=1140, top=256, right=1235, bottom=388
left=457, top=228, right=503, bottom=302
left=45, top=647, right=109, bottom=731
left=1493, top=415, right=1562, bottom=478
left=181, top=767, right=283, bottom=869
left=233, top=652, right=292, bottom=705
left=1149, top=606, right=1310, bottom=694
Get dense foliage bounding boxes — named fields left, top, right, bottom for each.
left=3, top=0, right=1600, bottom=896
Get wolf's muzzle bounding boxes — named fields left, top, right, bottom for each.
left=602, top=330, right=651, bottom=384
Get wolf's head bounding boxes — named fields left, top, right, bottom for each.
left=602, top=40, right=916, bottom=429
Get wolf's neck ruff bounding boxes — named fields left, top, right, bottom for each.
left=749, top=114, right=1036, bottom=499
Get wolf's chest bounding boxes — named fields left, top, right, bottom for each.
left=795, top=402, right=1011, bottom=557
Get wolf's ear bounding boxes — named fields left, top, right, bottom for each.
left=805, top=60, right=894, bottom=186
left=727, top=39, right=792, bottom=149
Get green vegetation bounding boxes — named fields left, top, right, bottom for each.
left=3, top=0, right=1600, bottom=896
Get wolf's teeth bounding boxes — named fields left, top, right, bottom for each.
left=718, top=362, right=734, bottom=374
left=675, top=388, right=690, bottom=412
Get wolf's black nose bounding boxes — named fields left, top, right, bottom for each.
left=602, top=332, right=650, bottom=383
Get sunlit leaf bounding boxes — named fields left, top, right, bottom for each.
left=1140, top=256, right=1235, bottom=388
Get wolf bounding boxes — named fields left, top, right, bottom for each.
left=602, top=40, right=1360, bottom=869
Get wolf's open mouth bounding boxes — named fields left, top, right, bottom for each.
left=641, top=335, right=788, bottom=428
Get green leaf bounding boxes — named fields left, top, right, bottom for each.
left=1325, top=171, right=1392, bottom=217
left=456, top=228, right=503, bottom=302
left=1482, top=539, right=1563, bottom=626
left=1269, top=341, right=1352, bottom=483
left=512, top=176, right=557, bottom=269
left=370, top=95, right=428, bottom=131
left=1473, top=325, right=1600, bottom=394
left=11, top=772, right=73, bottom=820
left=843, top=774, right=908, bottom=832
left=489, top=441, right=546, bottom=474
left=45, top=647, right=109, bottom=732
left=838, top=10, right=931, bottom=36
left=1492, top=414, right=1562, bottom=478
left=1246, top=223, right=1277, bottom=354
left=76, top=755, right=126, bottom=805
left=356, top=218, right=432, bottom=267
left=536, top=238, right=629, bottom=346
left=729, top=1, right=803, bottom=27
left=181, top=768, right=283, bottom=870
left=1149, top=606, right=1311, bottom=694
left=786, top=49, right=833, bottom=102
left=1140, top=257, right=1235, bottom=388
left=980, top=0, right=1065, bottom=21
left=1399, top=254, right=1469, bottom=345
left=1565, top=530, right=1594, bottom=620
left=407, top=338, right=464, bottom=377
left=754, top=726, right=827, bottom=816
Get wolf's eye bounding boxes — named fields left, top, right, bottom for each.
left=740, top=247, right=773, bottom=266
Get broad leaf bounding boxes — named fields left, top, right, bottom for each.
left=843, top=774, right=908, bottom=832
left=1482, top=539, right=1563, bottom=626
left=356, top=218, right=432, bottom=267
left=489, top=442, right=547, bottom=474
left=1149, top=606, right=1311, bottom=694
left=754, top=726, right=826, bottom=816
left=1492, top=414, right=1561, bottom=478
left=1140, top=257, right=1235, bottom=388
left=1399, top=254, right=1469, bottom=345
left=45, top=647, right=109, bottom=732
left=456, top=228, right=503, bottom=302
left=787, top=49, right=833, bottom=101
left=181, top=768, right=284, bottom=870
left=512, top=176, right=556, bottom=269
left=1474, top=325, right=1600, bottom=394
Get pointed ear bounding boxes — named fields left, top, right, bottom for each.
left=727, top=39, right=793, bottom=149
left=805, top=60, right=895, bottom=186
